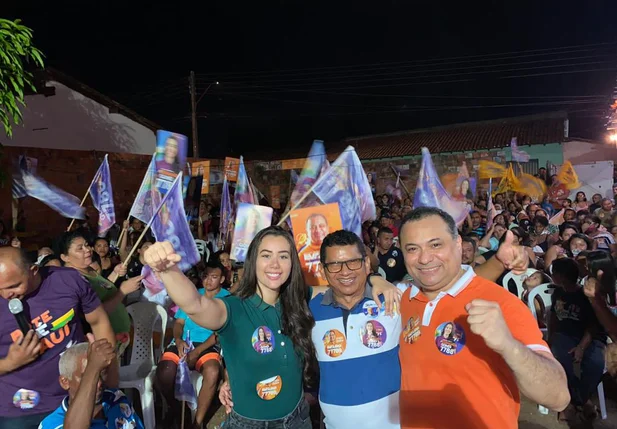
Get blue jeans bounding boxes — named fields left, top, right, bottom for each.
left=224, top=397, right=311, bottom=429
left=0, top=412, right=50, bottom=429
left=551, top=332, right=606, bottom=406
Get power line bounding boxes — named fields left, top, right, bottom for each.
left=194, top=41, right=617, bottom=78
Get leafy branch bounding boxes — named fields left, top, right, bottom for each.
left=0, top=18, right=44, bottom=138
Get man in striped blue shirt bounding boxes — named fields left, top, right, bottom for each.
left=310, top=230, right=405, bottom=429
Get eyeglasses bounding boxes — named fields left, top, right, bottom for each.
left=323, top=258, right=364, bottom=273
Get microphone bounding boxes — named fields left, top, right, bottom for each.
left=8, top=299, right=32, bottom=335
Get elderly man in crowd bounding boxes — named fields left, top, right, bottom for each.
left=39, top=338, right=143, bottom=428
left=398, top=207, right=569, bottom=429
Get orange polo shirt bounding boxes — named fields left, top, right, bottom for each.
left=399, top=266, right=550, bottom=429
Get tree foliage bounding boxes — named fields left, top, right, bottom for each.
left=0, top=18, right=44, bottom=138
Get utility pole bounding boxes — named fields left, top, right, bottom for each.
left=189, top=70, right=199, bottom=158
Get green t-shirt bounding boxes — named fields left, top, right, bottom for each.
left=82, top=273, right=131, bottom=334
left=217, top=294, right=304, bottom=420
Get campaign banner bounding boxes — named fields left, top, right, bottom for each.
left=289, top=203, right=343, bottom=286
left=89, top=154, right=116, bottom=237
left=155, top=130, right=188, bottom=194
left=270, top=185, right=281, bottom=209
left=18, top=156, right=37, bottom=175
left=224, top=157, right=240, bottom=182
left=230, top=203, right=273, bottom=262
left=191, top=161, right=211, bottom=194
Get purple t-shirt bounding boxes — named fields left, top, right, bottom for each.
left=0, top=267, right=101, bottom=417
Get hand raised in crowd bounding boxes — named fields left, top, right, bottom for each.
left=583, top=271, right=604, bottom=302
left=113, top=263, right=127, bottom=277
left=144, top=241, right=182, bottom=273
left=119, top=275, right=144, bottom=296
left=495, top=231, right=528, bottom=275
left=86, top=334, right=116, bottom=373
left=218, top=381, right=234, bottom=414
left=5, top=330, right=41, bottom=371
left=122, top=219, right=130, bottom=230
left=466, top=299, right=514, bottom=355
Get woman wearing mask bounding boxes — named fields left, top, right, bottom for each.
left=144, top=226, right=400, bottom=428
left=565, top=233, right=594, bottom=258
left=58, top=230, right=142, bottom=356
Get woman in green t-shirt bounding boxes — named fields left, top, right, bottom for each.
left=57, top=230, right=142, bottom=356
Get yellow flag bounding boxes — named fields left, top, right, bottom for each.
left=556, top=161, right=581, bottom=190
left=514, top=173, right=547, bottom=200
left=493, top=165, right=520, bottom=195
left=479, top=160, right=507, bottom=179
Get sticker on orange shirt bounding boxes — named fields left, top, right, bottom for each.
left=402, top=316, right=421, bottom=344
left=256, top=375, right=282, bottom=400
left=360, top=320, right=387, bottom=349
left=323, top=329, right=346, bottom=357
left=434, top=321, right=466, bottom=356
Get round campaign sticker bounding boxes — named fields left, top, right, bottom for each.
left=402, top=316, right=421, bottom=344
left=360, top=320, right=387, bottom=349
left=322, top=329, right=346, bottom=358
left=252, top=326, right=275, bottom=355
left=256, top=375, right=283, bottom=400
left=434, top=322, right=466, bottom=356
left=392, top=250, right=399, bottom=258
left=387, top=258, right=396, bottom=268
left=119, top=403, right=132, bottom=419
left=362, top=300, right=380, bottom=318
left=12, top=389, right=40, bottom=410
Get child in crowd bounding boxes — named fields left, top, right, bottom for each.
left=522, top=269, right=552, bottom=329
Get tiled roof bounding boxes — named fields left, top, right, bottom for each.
left=340, top=111, right=568, bottom=160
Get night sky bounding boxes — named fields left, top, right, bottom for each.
left=4, top=2, right=617, bottom=158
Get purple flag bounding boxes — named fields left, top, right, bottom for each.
left=129, top=155, right=157, bottom=224
left=89, top=154, right=116, bottom=237
left=510, top=137, right=530, bottom=163
left=413, top=148, right=468, bottom=225
left=220, top=174, right=233, bottom=240
left=174, top=331, right=197, bottom=410
left=12, top=168, right=86, bottom=219
left=235, top=156, right=255, bottom=205
left=312, top=146, right=376, bottom=238
left=151, top=173, right=200, bottom=272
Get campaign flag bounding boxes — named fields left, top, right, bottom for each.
left=89, top=155, right=116, bottom=237
left=413, top=148, right=468, bottom=225
left=151, top=173, right=200, bottom=273
left=556, top=161, right=581, bottom=190
left=513, top=173, right=547, bottom=201
left=312, top=146, right=376, bottom=237
left=129, top=155, right=157, bottom=224
left=220, top=174, right=233, bottom=239
left=230, top=203, right=273, bottom=262
left=12, top=169, right=86, bottom=219
left=289, top=140, right=328, bottom=207
left=235, top=156, right=255, bottom=205
left=478, top=160, right=507, bottom=179
left=174, top=331, right=197, bottom=410
left=493, top=165, right=520, bottom=196
left=510, top=137, right=530, bottom=163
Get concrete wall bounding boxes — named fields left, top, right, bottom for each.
left=562, top=140, right=617, bottom=165
left=1, top=81, right=156, bottom=155
left=512, top=142, right=564, bottom=167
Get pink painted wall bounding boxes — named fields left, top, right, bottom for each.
left=1, top=81, right=155, bottom=155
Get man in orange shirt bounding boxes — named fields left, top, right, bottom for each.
left=298, top=213, right=329, bottom=285
left=398, top=207, right=569, bottom=429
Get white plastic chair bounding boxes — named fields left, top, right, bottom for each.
left=527, top=283, right=554, bottom=334
left=189, top=371, right=204, bottom=422
left=194, top=239, right=210, bottom=262
left=119, top=302, right=168, bottom=429
left=502, top=268, right=536, bottom=299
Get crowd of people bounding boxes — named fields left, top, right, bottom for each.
left=1, top=168, right=617, bottom=429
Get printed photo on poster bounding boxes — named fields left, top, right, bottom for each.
left=192, top=161, right=211, bottom=194
left=155, top=130, right=188, bottom=194
left=224, top=157, right=240, bottom=182
left=289, top=203, right=343, bottom=286
left=270, top=185, right=281, bottom=209
left=18, top=156, right=37, bottom=174
left=230, top=203, right=273, bottom=262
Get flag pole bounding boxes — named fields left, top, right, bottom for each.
left=277, top=164, right=332, bottom=226
left=181, top=401, right=186, bottom=429
left=66, top=166, right=103, bottom=231
left=389, top=165, right=412, bottom=199
left=122, top=174, right=182, bottom=267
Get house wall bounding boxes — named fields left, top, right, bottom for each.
left=513, top=143, right=564, bottom=167
left=0, top=81, right=156, bottom=155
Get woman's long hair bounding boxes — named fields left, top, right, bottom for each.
left=235, top=226, right=318, bottom=388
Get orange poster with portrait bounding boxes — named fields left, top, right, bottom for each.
left=289, top=203, right=343, bottom=286
left=224, top=157, right=240, bottom=182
